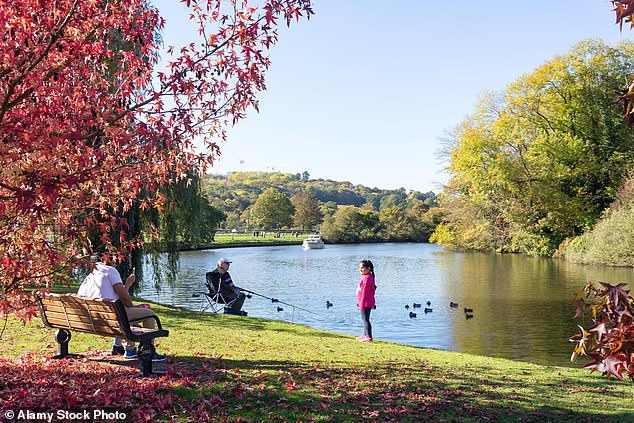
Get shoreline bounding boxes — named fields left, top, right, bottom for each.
left=177, top=239, right=426, bottom=252
left=179, top=241, right=302, bottom=251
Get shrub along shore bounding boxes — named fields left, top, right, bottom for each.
left=2, top=301, right=633, bottom=422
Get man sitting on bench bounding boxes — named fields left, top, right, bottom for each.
left=77, top=252, right=166, bottom=361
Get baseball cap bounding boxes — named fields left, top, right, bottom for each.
left=218, top=258, right=232, bottom=265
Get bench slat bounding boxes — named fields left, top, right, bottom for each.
left=41, top=301, right=118, bottom=315
left=43, top=310, right=120, bottom=326
left=41, top=299, right=116, bottom=314
left=84, top=303, right=120, bottom=313
left=44, top=316, right=124, bottom=337
left=42, top=305, right=119, bottom=320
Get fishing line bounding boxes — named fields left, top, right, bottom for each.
left=238, top=287, right=323, bottom=317
left=192, top=284, right=323, bottom=317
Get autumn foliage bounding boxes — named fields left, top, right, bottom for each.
left=570, top=282, right=634, bottom=380
left=611, top=1, right=634, bottom=125
left=613, top=0, right=634, bottom=30
left=0, top=0, right=312, bottom=318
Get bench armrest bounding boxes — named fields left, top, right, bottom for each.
left=128, top=313, right=164, bottom=330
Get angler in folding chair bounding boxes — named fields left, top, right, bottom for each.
left=201, top=258, right=247, bottom=315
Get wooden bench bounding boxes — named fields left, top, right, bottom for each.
left=35, top=292, right=169, bottom=376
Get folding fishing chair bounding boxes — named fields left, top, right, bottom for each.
left=200, top=271, right=242, bottom=313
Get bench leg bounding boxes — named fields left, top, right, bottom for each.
left=52, top=329, right=72, bottom=359
left=138, top=342, right=165, bottom=376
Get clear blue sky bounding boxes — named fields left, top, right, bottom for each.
left=154, top=0, right=626, bottom=193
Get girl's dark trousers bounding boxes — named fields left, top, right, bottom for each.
left=361, top=308, right=372, bottom=338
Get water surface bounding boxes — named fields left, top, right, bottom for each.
left=137, top=243, right=634, bottom=367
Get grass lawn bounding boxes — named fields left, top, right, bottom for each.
left=1, top=301, right=633, bottom=422
left=211, top=232, right=303, bottom=246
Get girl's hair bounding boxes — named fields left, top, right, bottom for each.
left=359, top=259, right=375, bottom=279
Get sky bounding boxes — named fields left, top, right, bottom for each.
left=153, top=0, right=628, bottom=193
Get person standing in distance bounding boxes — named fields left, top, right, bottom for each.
left=356, top=259, right=376, bottom=342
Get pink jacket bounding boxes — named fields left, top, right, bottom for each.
left=356, top=274, right=376, bottom=310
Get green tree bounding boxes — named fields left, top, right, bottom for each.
left=379, top=206, right=416, bottom=241
left=291, top=191, right=323, bottom=231
left=223, top=212, right=243, bottom=230
left=409, top=200, right=442, bottom=242
left=321, top=206, right=378, bottom=243
left=249, top=188, right=294, bottom=230
left=165, top=176, right=225, bottom=247
left=141, top=174, right=225, bottom=284
left=320, top=201, right=339, bottom=217
left=436, top=39, right=634, bottom=256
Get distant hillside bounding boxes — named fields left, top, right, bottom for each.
left=202, top=171, right=438, bottom=237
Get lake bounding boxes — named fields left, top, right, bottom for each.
left=136, top=243, right=634, bottom=367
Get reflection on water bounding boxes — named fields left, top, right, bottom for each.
left=136, top=243, right=634, bottom=367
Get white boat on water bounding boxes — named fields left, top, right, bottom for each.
left=302, top=235, right=325, bottom=250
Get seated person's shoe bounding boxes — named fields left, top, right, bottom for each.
left=152, top=353, right=166, bottom=362
left=123, top=348, right=138, bottom=359
left=111, top=345, right=125, bottom=356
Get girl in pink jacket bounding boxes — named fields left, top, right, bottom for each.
left=356, top=259, right=376, bottom=342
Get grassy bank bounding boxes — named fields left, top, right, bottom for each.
left=561, top=202, right=634, bottom=267
left=2, top=302, right=633, bottom=422
left=202, top=232, right=303, bottom=248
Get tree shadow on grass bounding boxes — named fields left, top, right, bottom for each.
left=158, top=354, right=634, bottom=422
left=207, top=357, right=634, bottom=422
left=4, top=348, right=633, bottom=423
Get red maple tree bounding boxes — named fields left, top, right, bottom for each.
left=0, top=0, right=313, bottom=319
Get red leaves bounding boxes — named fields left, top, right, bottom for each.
left=600, top=281, right=631, bottom=307
left=612, top=1, right=634, bottom=31
left=611, top=4, right=634, bottom=126
left=588, top=321, right=608, bottom=342
left=0, top=258, right=19, bottom=272
left=571, top=281, right=634, bottom=380
left=0, top=349, right=540, bottom=421
left=284, top=378, right=296, bottom=393
left=584, top=353, right=627, bottom=380
left=231, top=385, right=245, bottom=399
left=0, top=352, right=184, bottom=420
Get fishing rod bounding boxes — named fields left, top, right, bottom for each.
left=192, top=283, right=322, bottom=317
left=237, top=287, right=322, bottom=317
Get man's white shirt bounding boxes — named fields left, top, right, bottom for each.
left=77, top=263, right=123, bottom=300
